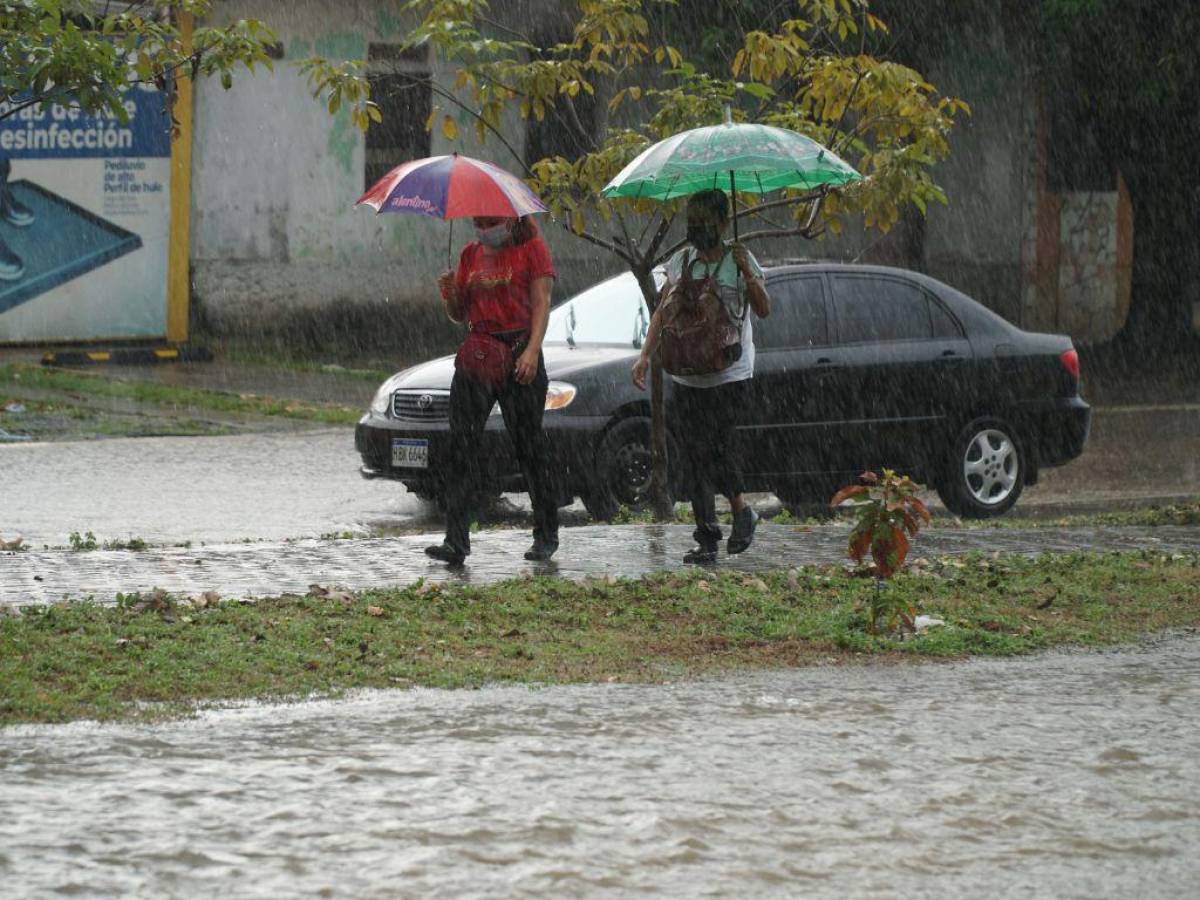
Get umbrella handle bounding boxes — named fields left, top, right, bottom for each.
left=729, top=170, right=738, bottom=242
left=447, top=219, right=454, bottom=269
left=729, top=170, right=740, bottom=288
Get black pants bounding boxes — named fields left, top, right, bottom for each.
left=443, top=351, right=558, bottom=554
left=669, top=379, right=751, bottom=549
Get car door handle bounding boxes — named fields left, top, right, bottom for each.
left=813, top=357, right=837, bottom=378
left=937, top=349, right=965, bottom=363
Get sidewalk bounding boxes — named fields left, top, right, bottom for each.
left=4, top=523, right=1197, bottom=608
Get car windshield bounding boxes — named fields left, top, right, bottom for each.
left=546, top=271, right=660, bottom=348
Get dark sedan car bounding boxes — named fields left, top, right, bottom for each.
left=356, top=262, right=1090, bottom=519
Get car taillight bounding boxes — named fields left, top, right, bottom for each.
left=1059, top=349, right=1080, bottom=379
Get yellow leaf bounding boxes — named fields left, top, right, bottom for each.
left=732, top=48, right=745, bottom=76
left=425, top=108, right=437, bottom=132
left=570, top=208, right=586, bottom=234
left=442, top=114, right=458, bottom=141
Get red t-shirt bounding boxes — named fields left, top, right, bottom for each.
left=454, top=235, right=556, bottom=333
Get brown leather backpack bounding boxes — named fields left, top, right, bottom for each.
left=655, top=252, right=744, bottom=377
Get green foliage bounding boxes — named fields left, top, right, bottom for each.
left=0, top=363, right=362, bottom=427
left=3, top=551, right=1197, bottom=724
left=68, top=530, right=97, bottom=551
left=392, top=0, right=965, bottom=274
left=0, top=2, right=280, bottom=129
left=831, top=469, right=931, bottom=633
left=296, top=56, right=382, bottom=134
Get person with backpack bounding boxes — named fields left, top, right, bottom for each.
left=631, top=189, right=771, bottom=563
left=425, top=214, right=559, bottom=566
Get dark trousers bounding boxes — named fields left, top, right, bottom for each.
left=669, top=379, right=751, bottom=549
left=443, top=352, right=558, bottom=554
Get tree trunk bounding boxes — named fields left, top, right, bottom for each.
left=649, top=361, right=672, bottom=520
left=634, top=263, right=673, bottom=521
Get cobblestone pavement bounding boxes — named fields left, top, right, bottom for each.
left=2, top=524, right=1197, bottom=607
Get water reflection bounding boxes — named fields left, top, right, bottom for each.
left=2, top=637, right=1198, bottom=897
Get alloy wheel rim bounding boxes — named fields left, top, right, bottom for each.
left=612, top=440, right=653, bottom=504
left=963, top=428, right=1018, bottom=505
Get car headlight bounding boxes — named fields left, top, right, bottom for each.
left=545, top=381, right=577, bottom=411
left=487, top=381, right=577, bottom=416
left=370, top=381, right=394, bottom=416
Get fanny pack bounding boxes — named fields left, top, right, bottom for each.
left=455, top=324, right=527, bottom=390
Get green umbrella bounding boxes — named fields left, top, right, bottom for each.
left=600, top=110, right=861, bottom=238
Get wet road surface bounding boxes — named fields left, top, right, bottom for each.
left=3, top=523, right=1198, bottom=607
left=2, top=404, right=1198, bottom=550
left=2, top=634, right=1198, bottom=897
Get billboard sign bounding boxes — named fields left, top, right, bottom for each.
left=0, top=79, right=179, bottom=343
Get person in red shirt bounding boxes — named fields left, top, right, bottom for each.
left=427, top=214, right=558, bottom=565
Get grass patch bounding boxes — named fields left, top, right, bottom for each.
left=928, top=500, right=1200, bottom=530
left=2, top=550, right=1198, bottom=726
left=211, top=344, right=393, bottom=383
left=0, top=363, right=361, bottom=427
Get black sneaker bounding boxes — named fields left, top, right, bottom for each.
left=0, top=189, right=33, bottom=227
left=682, top=546, right=718, bottom=565
left=523, top=539, right=558, bottom=562
left=424, top=543, right=466, bottom=566
left=0, top=238, right=23, bottom=282
left=727, top=507, right=759, bottom=555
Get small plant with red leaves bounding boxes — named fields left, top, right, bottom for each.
left=830, top=470, right=932, bottom=633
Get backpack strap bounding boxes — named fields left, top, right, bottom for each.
left=680, top=246, right=749, bottom=328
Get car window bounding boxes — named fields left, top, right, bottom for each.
left=546, top=271, right=658, bottom=346
left=929, top=295, right=964, bottom=338
left=831, top=276, right=933, bottom=343
left=757, top=276, right=828, bottom=349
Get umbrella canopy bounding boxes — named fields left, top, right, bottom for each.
left=356, top=153, right=548, bottom=219
left=601, top=120, right=861, bottom=202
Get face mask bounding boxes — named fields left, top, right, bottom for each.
left=687, top=224, right=722, bottom=251
left=476, top=223, right=510, bottom=248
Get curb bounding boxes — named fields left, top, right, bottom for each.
left=40, top=346, right=213, bottom=367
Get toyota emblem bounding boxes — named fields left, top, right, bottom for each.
left=417, top=394, right=434, bottom=410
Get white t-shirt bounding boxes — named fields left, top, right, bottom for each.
left=662, top=243, right=764, bottom=388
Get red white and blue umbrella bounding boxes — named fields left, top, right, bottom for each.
left=355, top=152, right=548, bottom=219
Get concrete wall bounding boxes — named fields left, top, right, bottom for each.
left=189, top=1, right=1131, bottom=352
left=919, top=28, right=1030, bottom=326
left=189, top=0, right=614, bottom=354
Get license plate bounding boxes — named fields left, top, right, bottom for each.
left=391, top=438, right=429, bottom=468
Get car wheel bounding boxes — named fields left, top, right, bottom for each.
left=937, top=418, right=1025, bottom=518
left=582, top=417, right=655, bottom=521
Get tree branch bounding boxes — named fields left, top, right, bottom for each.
left=478, top=15, right=534, bottom=44
left=646, top=212, right=677, bottom=265
left=416, top=79, right=532, bottom=175
left=739, top=192, right=824, bottom=220
left=738, top=223, right=822, bottom=244
left=573, top=226, right=636, bottom=265
left=827, top=67, right=865, bottom=151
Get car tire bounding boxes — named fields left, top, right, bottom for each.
left=937, top=417, right=1025, bottom=518
left=582, top=417, right=656, bottom=521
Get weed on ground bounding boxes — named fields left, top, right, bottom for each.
left=2, top=550, right=1197, bottom=725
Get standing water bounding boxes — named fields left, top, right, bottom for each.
left=2, top=637, right=1199, bottom=897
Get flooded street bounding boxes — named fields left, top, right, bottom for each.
left=1, top=405, right=1197, bottom=547
left=3, top=636, right=1199, bottom=898
left=0, top=428, right=421, bottom=546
